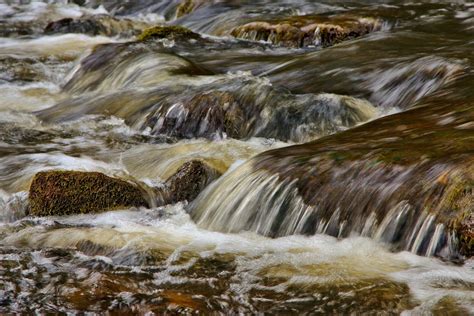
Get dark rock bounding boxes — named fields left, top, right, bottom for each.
left=149, top=91, right=248, bottom=140
left=29, top=170, right=149, bottom=216
left=231, top=16, right=382, bottom=48
left=44, top=14, right=149, bottom=37
left=165, top=160, right=221, bottom=204
left=154, top=160, right=221, bottom=205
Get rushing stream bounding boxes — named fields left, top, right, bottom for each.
left=0, top=0, right=473, bottom=314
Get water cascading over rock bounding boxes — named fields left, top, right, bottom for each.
left=37, top=30, right=378, bottom=142
left=190, top=98, right=474, bottom=260
left=231, top=15, right=382, bottom=48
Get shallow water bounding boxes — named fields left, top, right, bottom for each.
left=0, top=0, right=473, bottom=314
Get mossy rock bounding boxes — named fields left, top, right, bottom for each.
left=29, top=170, right=149, bottom=216
left=137, top=25, right=200, bottom=42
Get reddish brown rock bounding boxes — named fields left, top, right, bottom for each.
left=231, top=16, right=382, bottom=48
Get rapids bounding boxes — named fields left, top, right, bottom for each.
left=0, top=0, right=473, bottom=314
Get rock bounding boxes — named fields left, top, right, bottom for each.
left=231, top=16, right=382, bottom=48
left=147, top=90, right=248, bottom=139
left=137, top=25, right=200, bottom=41
left=165, top=160, right=221, bottom=203
left=155, top=160, right=221, bottom=205
left=29, top=170, right=149, bottom=216
left=44, top=15, right=149, bottom=37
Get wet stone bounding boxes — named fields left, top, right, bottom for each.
left=231, top=15, right=382, bottom=48
left=28, top=170, right=150, bottom=216
left=158, top=160, right=222, bottom=204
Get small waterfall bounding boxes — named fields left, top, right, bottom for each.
left=191, top=157, right=472, bottom=259
left=40, top=65, right=377, bottom=142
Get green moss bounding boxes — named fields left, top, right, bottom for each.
left=137, top=25, right=200, bottom=42
left=29, top=170, right=149, bottom=216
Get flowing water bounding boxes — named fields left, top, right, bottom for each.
left=0, top=0, right=473, bottom=314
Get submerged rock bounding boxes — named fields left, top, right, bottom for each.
left=29, top=170, right=149, bottom=216
left=159, top=160, right=221, bottom=204
left=191, top=98, right=474, bottom=260
left=137, top=25, right=200, bottom=41
left=231, top=16, right=382, bottom=48
left=44, top=15, right=149, bottom=37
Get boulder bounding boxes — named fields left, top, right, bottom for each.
left=231, top=16, right=382, bottom=48
left=165, top=160, right=221, bottom=204
left=29, top=170, right=149, bottom=216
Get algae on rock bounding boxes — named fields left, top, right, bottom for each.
left=137, top=25, right=200, bottom=41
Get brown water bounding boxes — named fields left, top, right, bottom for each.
left=0, top=0, right=473, bottom=314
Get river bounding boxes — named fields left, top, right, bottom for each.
left=0, top=0, right=473, bottom=314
